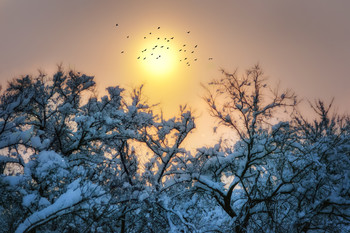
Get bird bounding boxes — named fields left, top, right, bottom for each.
left=194, top=58, right=197, bottom=61
left=195, top=45, right=198, bottom=48
left=121, top=51, right=124, bottom=53
left=149, top=32, right=152, bottom=35
left=184, top=50, right=187, bottom=52
left=144, top=36, right=146, bottom=39
left=209, top=58, right=213, bottom=60
left=179, top=49, right=182, bottom=52
left=187, top=31, right=190, bottom=34
left=167, top=47, right=169, bottom=49
left=137, top=56, right=140, bottom=59
left=157, top=37, right=160, bottom=40
left=116, top=23, right=119, bottom=26
left=157, top=26, right=160, bottom=29
left=183, top=44, right=186, bottom=47
left=143, top=57, right=146, bottom=60
left=127, top=36, right=129, bottom=38
left=167, top=40, right=170, bottom=42
left=184, top=57, right=187, bottom=60
left=191, top=51, right=194, bottom=53
left=151, top=53, right=154, bottom=55
left=161, top=46, right=164, bottom=48
left=171, top=37, right=174, bottom=39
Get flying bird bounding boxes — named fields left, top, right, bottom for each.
left=144, top=36, right=146, bottom=39
left=121, top=51, right=124, bottom=53
left=157, top=26, right=160, bottom=29
left=187, top=31, right=190, bottom=34
left=195, top=45, right=198, bottom=48
left=127, top=36, right=129, bottom=38
left=137, top=56, right=140, bottom=59
left=116, top=23, right=118, bottom=26
left=209, top=58, right=213, bottom=60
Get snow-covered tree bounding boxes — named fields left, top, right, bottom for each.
left=188, top=65, right=350, bottom=232
left=0, top=67, right=195, bottom=232
left=1, top=64, right=349, bottom=232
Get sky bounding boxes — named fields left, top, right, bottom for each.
left=1, top=0, right=350, bottom=147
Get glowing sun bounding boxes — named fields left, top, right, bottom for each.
left=137, top=38, right=179, bottom=76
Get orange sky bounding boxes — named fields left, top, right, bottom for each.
left=1, top=0, right=350, bottom=148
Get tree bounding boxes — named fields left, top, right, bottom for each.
left=186, top=65, right=350, bottom=232
left=1, top=64, right=349, bottom=232
left=0, top=67, right=195, bottom=232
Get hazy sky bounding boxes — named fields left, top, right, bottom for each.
left=1, top=0, right=350, bottom=146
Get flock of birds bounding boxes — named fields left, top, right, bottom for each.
left=116, top=24, right=213, bottom=67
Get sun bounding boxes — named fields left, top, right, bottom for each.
left=137, top=38, right=179, bottom=77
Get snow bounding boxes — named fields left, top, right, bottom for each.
left=22, top=194, right=37, bottom=207
left=16, top=180, right=83, bottom=233
left=34, top=151, right=68, bottom=178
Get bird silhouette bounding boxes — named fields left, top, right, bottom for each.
left=149, top=32, right=152, bottom=34
left=209, top=58, right=213, bottom=60
left=184, top=50, right=187, bottom=52
left=194, top=59, right=197, bottom=61
left=137, top=56, right=140, bottom=59
left=157, top=26, right=160, bottom=29
left=179, top=49, right=182, bottom=52
left=171, top=37, right=174, bottom=39
left=191, top=51, right=194, bottom=53
left=195, top=45, right=198, bottom=48
left=167, top=47, right=169, bottom=49
left=144, top=37, right=146, bottom=39
left=121, top=51, right=124, bottom=53
left=157, top=37, right=160, bottom=40
left=127, top=36, right=129, bottom=38
left=187, top=31, right=190, bottom=34
left=183, top=44, right=186, bottom=47
left=143, top=57, right=146, bottom=60
left=161, top=46, right=164, bottom=48
left=184, top=58, right=187, bottom=60
left=116, top=23, right=119, bottom=26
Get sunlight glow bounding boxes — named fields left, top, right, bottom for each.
left=137, top=39, right=179, bottom=77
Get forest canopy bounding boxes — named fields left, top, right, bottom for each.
left=1, top=65, right=349, bottom=233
